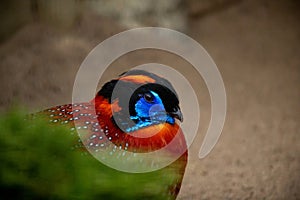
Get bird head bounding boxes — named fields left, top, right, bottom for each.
left=95, top=70, right=183, bottom=134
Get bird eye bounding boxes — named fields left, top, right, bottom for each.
left=143, top=93, right=154, bottom=103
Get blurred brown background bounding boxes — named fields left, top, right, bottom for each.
left=0, top=0, right=299, bottom=199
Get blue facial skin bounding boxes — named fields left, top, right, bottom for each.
left=126, top=91, right=175, bottom=133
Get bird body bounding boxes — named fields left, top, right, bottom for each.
left=39, top=70, right=187, bottom=199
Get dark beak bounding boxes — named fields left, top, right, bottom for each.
left=170, top=108, right=183, bottom=122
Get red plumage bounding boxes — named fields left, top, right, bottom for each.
left=38, top=71, right=188, bottom=199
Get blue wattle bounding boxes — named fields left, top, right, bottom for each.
left=125, top=91, right=175, bottom=133
left=125, top=115, right=175, bottom=133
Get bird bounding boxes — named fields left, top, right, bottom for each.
left=37, top=70, right=188, bottom=199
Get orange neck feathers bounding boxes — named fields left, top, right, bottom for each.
left=91, top=96, right=187, bottom=154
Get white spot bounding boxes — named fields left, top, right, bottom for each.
left=90, top=134, right=96, bottom=139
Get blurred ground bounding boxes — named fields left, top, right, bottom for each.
left=0, top=0, right=299, bottom=199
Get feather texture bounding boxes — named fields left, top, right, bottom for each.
left=37, top=70, right=188, bottom=199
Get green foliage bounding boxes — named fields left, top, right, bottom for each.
left=0, top=109, right=175, bottom=200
